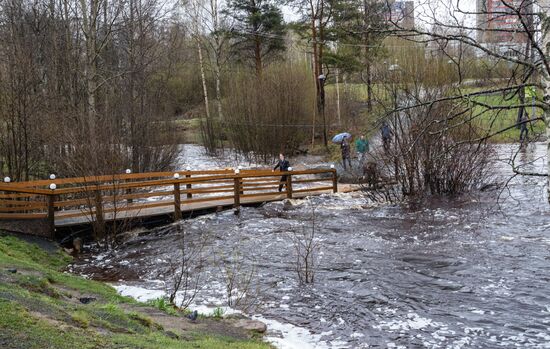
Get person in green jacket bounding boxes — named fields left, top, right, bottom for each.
left=355, top=134, right=369, bottom=164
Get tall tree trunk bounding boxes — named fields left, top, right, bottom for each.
left=335, top=68, right=341, bottom=125
left=363, top=0, right=372, bottom=111
left=366, top=61, right=373, bottom=111
left=80, top=0, right=99, bottom=170
left=318, top=10, right=327, bottom=148
left=214, top=63, right=223, bottom=119
left=539, top=1, right=550, bottom=204
left=254, top=36, right=262, bottom=77
left=197, top=38, right=211, bottom=121
left=545, top=76, right=550, bottom=204
left=210, top=0, right=223, bottom=119
left=310, top=15, right=319, bottom=148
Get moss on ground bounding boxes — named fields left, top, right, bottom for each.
left=0, top=234, right=272, bottom=349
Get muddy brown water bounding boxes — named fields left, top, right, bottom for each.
left=70, top=144, right=550, bottom=348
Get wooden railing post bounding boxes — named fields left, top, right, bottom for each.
left=126, top=187, right=133, bottom=204
left=47, top=194, right=56, bottom=239
left=185, top=174, right=192, bottom=199
left=233, top=175, right=241, bottom=210
left=332, top=169, right=338, bottom=193
left=174, top=182, right=182, bottom=221
left=286, top=174, right=293, bottom=199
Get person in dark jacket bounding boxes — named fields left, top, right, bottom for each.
left=381, top=122, right=393, bottom=152
left=519, top=111, right=529, bottom=143
left=341, top=139, right=352, bottom=170
left=273, top=153, right=290, bottom=192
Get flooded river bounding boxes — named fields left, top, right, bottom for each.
left=70, top=143, right=550, bottom=348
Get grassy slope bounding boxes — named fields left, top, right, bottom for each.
left=0, top=235, right=271, bottom=349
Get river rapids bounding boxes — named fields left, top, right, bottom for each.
left=70, top=143, right=550, bottom=348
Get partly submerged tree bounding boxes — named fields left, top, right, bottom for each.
left=224, top=0, right=287, bottom=77
left=381, top=0, right=550, bottom=204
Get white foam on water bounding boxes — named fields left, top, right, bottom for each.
left=252, top=315, right=331, bottom=349
left=114, top=283, right=332, bottom=349
left=373, top=312, right=441, bottom=332
left=113, top=284, right=241, bottom=316
left=330, top=339, right=351, bottom=348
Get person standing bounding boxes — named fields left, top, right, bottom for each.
left=355, top=135, right=369, bottom=164
left=341, top=139, right=352, bottom=170
left=381, top=122, right=393, bottom=152
left=273, top=153, right=290, bottom=192
left=519, top=112, right=529, bottom=144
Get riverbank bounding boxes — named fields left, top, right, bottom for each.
left=0, top=233, right=272, bottom=349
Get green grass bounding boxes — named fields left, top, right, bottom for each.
left=464, top=89, right=545, bottom=142
left=0, top=234, right=272, bottom=349
left=326, top=83, right=546, bottom=144
left=146, top=297, right=179, bottom=316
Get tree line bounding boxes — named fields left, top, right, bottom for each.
left=1, top=0, right=547, bottom=204
left=0, top=0, right=394, bottom=180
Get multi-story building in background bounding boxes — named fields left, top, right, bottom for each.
left=386, top=1, right=415, bottom=30
left=476, top=0, right=531, bottom=55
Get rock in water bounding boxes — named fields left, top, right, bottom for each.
left=283, top=199, right=300, bottom=211
left=72, top=238, right=83, bottom=254
left=234, top=319, right=267, bottom=333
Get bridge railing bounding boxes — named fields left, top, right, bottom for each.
left=0, top=168, right=337, bottom=237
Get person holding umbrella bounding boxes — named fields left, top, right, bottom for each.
left=332, top=132, right=353, bottom=171
left=272, top=153, right=290, bottom=192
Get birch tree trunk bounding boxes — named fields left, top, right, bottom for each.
left=192, top=0, right=211, bottom=121
left=196, top=35, right=211, bottom=121
left=210, top=0, right=223, bottom=120
left=542, top=1, right=550, bottom=204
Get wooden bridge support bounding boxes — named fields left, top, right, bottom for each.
left=233, top=176, right=241, bottom=210
left=332, top=169, right=338, bottom=193
left=174, top=182, right=182, bottom=221
left=185, top=174, right=192, bottom=199
left=94, top=190, right=105, bottom=238
left=286, top=175, right=293, bottom=199
left=47, top=194, right=56, bottom=239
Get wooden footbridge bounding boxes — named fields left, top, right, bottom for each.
left=0, top=168, right=338, bottom=238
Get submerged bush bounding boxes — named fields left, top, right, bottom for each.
left=374, top=85, right=494, bottom=197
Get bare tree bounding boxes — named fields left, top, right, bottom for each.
left=166, top=225, right=209, bottom=310
left=217, top=247, right=261, bottom=312
left=291, top=208, right=320, bottom=284
left=378, top=0, right=549, bottom=203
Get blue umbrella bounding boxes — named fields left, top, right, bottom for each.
left=332, top=132, right=351, bottom=144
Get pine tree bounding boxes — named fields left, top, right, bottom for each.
left=224, top=0, right=286, bottom=77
